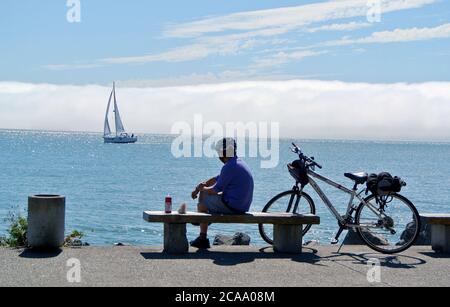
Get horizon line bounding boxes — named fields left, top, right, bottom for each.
left=1, top=127, right=449, bottom=145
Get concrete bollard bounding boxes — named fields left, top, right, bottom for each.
left=27, top=195, right=65, bottom=249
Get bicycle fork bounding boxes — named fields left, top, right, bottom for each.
left=287, top=185, right=302, bottom=214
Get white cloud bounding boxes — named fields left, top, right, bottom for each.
left=100, top=24, right=332, bottom=67
left=94, top=0, right=438, bottom=66
left=324, top=22, right=450, bottom=46
left=43, top=64, right=103, bottom=71
left=101, top=30, right=283, bottom=65
left=118, top=72, right=251, bottom=88
left=253, top=50, right=327, bottom=68
left=117, top=70, right=297, bottom=87
left=101, top=44, right=220, bottom=64
left=1, top=80, right=449, bottom=141
left=307, top=22, right=372, bottom=33
left=164, top=0, right=437, bottom=38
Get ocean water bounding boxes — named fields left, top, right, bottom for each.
left=0, top=129, right=449, bottom=246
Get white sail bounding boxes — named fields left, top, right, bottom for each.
left=113, top=83, right=126, bottom=135
left=104, top=88, right=113, bottom=136
left=103, top=82, right=137, bottom=144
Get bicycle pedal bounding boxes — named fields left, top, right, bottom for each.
left=331, top=239, right=339, bottom=245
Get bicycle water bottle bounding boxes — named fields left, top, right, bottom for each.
left=165, top=195, right=172, bottom=214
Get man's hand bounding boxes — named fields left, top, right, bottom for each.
left=191, top=188, right=200, bottom=200
left=191, top=183, right=206, bottom=200
left=192, top=176, right=218, bottom=200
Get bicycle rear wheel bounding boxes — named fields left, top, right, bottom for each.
left=259, top=190, right=316, bottom=245
left=355, top=193, right=420, bottom=254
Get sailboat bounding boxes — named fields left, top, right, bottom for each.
left=103, top=82, right=137, bottom=144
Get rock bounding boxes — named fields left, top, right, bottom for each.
left=232, top=233, right=251, bottom=245
left=64, top=237, right=90, bottom=247
left=399, top=216, right=431, bottom=246
left=213, top=234, right=232, bottom=246
left=72, top=239, right=83, bottom=247
left=344, top=216, right=432, bottom=246
left=343, top=228, right=389, bottom=246
left=65, top=238, right=83, bottom=247
left=213, top=232, right=251, bottom=246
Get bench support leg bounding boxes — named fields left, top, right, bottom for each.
left=273, top=224, right=303, bottom=254
left=164, top=223, right=189, bottom=254
left=431, top=225, right=450, bottom=254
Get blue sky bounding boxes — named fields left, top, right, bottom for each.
left=1, top=0, right=450, bottom=85
left=1, top=1, right=450, bottom=140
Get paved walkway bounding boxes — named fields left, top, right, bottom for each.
left=0, top=245, right=449, bottom=287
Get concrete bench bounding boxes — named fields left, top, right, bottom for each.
left=421, top=214, right=450, bottom=253
left=143, top=211, right=320, bottom=254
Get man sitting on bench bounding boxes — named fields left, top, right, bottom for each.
left=190, top=138, right=254, bottom=249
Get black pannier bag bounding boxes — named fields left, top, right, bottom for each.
left=288, top=159, right=309, bottom=187
left=367, top=172, right=404, bottom=196
left=366, top=173, right=379, bottom=195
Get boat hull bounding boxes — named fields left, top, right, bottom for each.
left=104, top=136, right=138, bottom=144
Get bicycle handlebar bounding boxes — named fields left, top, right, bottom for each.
left=291, top=143, right=323, bottom=169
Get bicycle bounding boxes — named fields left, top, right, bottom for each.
left=258, top=143, right=421, bottom=254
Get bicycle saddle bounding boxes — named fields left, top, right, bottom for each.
left=344, top=172, right=368, bottom=184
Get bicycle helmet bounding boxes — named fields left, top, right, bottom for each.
left=288, top=159, right=309, bottom=187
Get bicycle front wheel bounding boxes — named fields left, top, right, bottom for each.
left=355, top=193, right=421, bottom=254
left=258, top=190, right=316, bottom=245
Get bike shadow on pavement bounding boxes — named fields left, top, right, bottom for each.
left=140, top=246, right=324, bottom=267
left=317, top=251, right=427, bottom=269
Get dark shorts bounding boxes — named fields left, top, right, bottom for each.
left=202, top=194, right=242, bottom=215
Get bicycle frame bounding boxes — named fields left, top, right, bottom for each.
left=297, top=169, right=384, bottom=228
left=267, top=144, right=421, bottom=253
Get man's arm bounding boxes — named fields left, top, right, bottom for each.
left=208, top=166, right=232, bottom=196
left=192, top=177, right=218, bottom=199
left=204, top=177, right=217, bottom=187
left=199, top=184, right=220, bottom=195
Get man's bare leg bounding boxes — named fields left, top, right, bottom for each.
left=198, top=192, right=209, bottom=237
